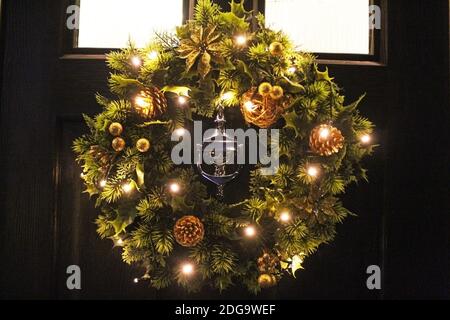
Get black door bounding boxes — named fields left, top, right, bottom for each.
left=0, top=0, right=448, bottom=299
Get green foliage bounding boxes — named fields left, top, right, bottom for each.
left=73, top=0, right=375, bottom=294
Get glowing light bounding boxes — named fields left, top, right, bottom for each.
left=135, top=95, right=149, bottom=108
left=99, top=180, right=107, bottom=188
left=181, top=263, right=194, bottom=275
left=244, top=101, right=255, bottom=111
left=361, top=134, right=371, bottom=144
left=244, top=226, right=256, bottom=237
left=319, top=127, right=330, bottom=139
left=169, top=182, right=181, bottom=193
left=133, top=278, right=139, bottom=283
left=122, top=183, right=133, bottom=193
left=280, top=211, right=291, bottom=223
left=221, top=91, right=235, bottom=101
left=116, top=238, right=124, bottom=245
left=173, top=128, right=187, bottom=137
left=131, top=56, right=142, bottom=67
left=178, top=96, right=188, bottom=105
left=235, top=34, right=248, bottom=46
left=80, top=173, right=85, bottom=179
left=288, top=66, right=297, bottom=74
left=148, top=51, right=158, bottom=60
left=307, top=166, right=319, bottom=178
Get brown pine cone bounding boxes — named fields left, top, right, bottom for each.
left=133, top=87, right=167, bottom=120
left=173, top=216, right=204, bottom=247
left=257, top=252, right=280, bottom=274
left=309, top=124, right=344, bottom=156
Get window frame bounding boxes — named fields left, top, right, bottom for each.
left=61, top=0, right=387, bottom=66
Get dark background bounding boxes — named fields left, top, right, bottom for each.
left=0, top=0, right=448, bottom=300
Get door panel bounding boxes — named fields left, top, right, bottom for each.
left=0, top=0, right=448, bottom=299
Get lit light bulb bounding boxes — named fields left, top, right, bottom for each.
left=135, top=95, right=148, bottom=108
left=244, top=101, right=255, bottom=111
left=244, top=226, right=256, bottom=237
left=280, top=211, right=291, bottom=223
left=148, top=51, right=158, bottom=60
left=319, top=128, right=330, bottom=139
left=221, top=91, right=235, bottom=101
left=116, top=238, right=124, bottom=246
left=288, top=66, right=297, bottom=74
left=178, top=96, right=188, bottom=105
left=133, top=278, right=139, bottom=283
left=99, top=179, right=107, bottom=188
left=307, top=166, right=319, bottom=178
left=235, top=35, right=247, bottom=46
left=173, top=128, right=186, bottom=137
left=360, top=134, right=371, bottom=144
left=131, top=56, right=142, bottom=67
left=80, top=173, right=85, bottom=179
left=181, top=263, right=194, bottom=275
left=169, top=182, right=181, bottom=193
left=122, top=183, right=133, bottom=193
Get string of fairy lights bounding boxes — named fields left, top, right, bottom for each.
left=80, top=33, right=372, bottom=283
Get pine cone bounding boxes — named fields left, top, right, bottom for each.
left=309, top=124, right=344, bottom=156
left=174, top=216, right=204, bottom=247
left=89, top=145, right=113, bottom=164
left=257, top=252, right=279, bottom=274
left=133, top=87, right=167, bottom=120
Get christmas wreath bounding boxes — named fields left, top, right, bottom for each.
left=73, top=0, right=374, bottom=293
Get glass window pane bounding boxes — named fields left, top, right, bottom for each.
left=265, top=0, right=370, bottom=54
left=77, top=0, right=184, bottom=48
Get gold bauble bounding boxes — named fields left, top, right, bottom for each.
left=173, top=215, right=205, bottom=247
left=108, top=122, right=123, bottom=137
left=258, top=82, right=273, bottom=96
left=269, top=42, right=284, bottom=56
left=258, top=274, right=277, bottom=288
left=270, top=86, right=284, bottom=100
left=309, top=124, right=345, bottom=156
left=136, top=138, right=150, bottom=153
left=111, top=137, right=126, bottom=152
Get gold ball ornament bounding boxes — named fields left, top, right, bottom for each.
left=136, top=138, right=150, bottom=153
left=174, top=215, right=205, bottom=247
left=258, top=274, right=277, bottom=288
left=257, top=252, right=280, bottom=274
left=258, top=82, right=273, bottom=96
left=309, top=124, right=345, bottom=156
left=108, top=122, right=123, bottom=137
left=269, top=42, right=284, bottom=56
left=270, top=86, right=284, bottom=100
left=111, top=137, right=126, bottom=152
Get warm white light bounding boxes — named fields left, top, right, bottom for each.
left=122, top=183, right=133, bottom=193
left=244, top=226, right=256, bottom=237
left=361, top=134, right=371, bottom=144
left=135, top=95, right=148, bottom=108
left=116, top=238, right=124, bottom=245
left=221, top=91, right=235, bottom=101
left=244, top=101, right=255, bottom=111
left=182, top=263, right=194, bottom=275
left=280, top=211, right=291, bottom=223
left=178, top=96, right=188, bottom=105
left=288, top=66, right=297, bottom=74
left=131, top=56, right=142, bottom=67
left=99, top=179, right=107, bottom=188
left=169, top=182, right=181, bottom=193
left=80, top=173, right=85, bottom=179
left=307, top=166, right=319, bottom=178
left=133, top=278, right=139, bottom=283
left=148, top=50, right=158, bottom=60
left=235, top=35, right=248, bottom=46
left=173, top=128, right=186, bottom=137
left=319, top=128, right=330, bottom=139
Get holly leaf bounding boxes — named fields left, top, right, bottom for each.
left=283, top=110, right=302, bottom=138
left=136, top=163, right=145, bottom=187
left=315, top=66, right=334, bottom=82
left=280, top=76, right=305, bottom=94
left=83, top=183, right=99, bottom=197
left=230, top=0, right=251, bottom=18
left=291, top=255, right=304, bottom=278
left=111, top=208, right=136, bottom=235
left=161, top=86, right=191, bottom=97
